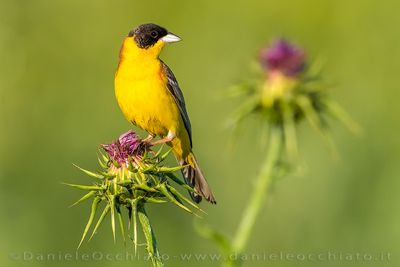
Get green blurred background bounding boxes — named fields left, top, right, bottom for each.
left=1, top=0, right=399, bottom=266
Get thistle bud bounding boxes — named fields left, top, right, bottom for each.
left=259, top=39, right=306, bottom=107
left=260, top=39, right=305, bottom=77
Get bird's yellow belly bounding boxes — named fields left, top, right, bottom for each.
left=115, top=70, right=181, bottom=138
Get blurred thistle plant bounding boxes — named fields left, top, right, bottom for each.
left=65, top=130, right=203, bottom=267
left=199, top=39, right=360, bottom=266
left=228, top=39, right=361, bottom=157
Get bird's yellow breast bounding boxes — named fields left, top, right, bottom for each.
left=114, top=38, right=182, bottom=138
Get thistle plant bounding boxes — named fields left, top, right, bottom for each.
left=199, top=39, right=359, bottom=266
left=65, top=130, right=203, bottom=267
left=229, top=39, right=360, bottom=156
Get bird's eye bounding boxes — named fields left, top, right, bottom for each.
left=150, top=31, right=158, bottom=38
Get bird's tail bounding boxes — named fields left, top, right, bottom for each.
left=179, top=152, right=216, bottom=204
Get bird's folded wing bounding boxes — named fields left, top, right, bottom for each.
left=161, top=61, right=193, bottom=147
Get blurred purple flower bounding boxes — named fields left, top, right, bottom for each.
left=260, top=39, right=305, bottom=77
left=102, top=130, right=144, bottom=166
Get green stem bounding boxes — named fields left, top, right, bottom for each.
left=226, top=126, right=283, bottom=266
left=137, top=203, right=164, bottom=267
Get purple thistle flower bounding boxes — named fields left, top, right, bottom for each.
left=102, top=130, right=144, bottom=166
left=260, top=39, right=305, bottom=77
left=119, top=130, right=141, bottom=155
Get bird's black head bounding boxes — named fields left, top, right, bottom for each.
left=128, top=24, right=181, bottom=49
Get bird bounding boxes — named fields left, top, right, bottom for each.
left=114, top=23, right=216, bottom=204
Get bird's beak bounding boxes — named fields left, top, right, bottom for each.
left=161, top=33, right=181, bottom=43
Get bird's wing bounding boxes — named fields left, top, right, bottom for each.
left=161, top=60, right=193, bottom=147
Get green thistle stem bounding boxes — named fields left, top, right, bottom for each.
left=227, top=126, right=282, bottom=266
left=137, top=203, right=164, bottom=267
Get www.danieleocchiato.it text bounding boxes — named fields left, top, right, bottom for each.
left=8, top=251, right=391, bottom=263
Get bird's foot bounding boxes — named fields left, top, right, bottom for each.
left=149, top=132, right=175, bottom=146
left=142, top=134, right=155, bottom=143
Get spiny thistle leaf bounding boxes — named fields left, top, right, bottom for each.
left=144, top=197, right=168, bottom=204
left=89, top=204, right=110, bottom=241
left=97, top=156, right=108, bottom=169
left=165, top=173, right=197, bottom=192
left=158, top=184, right=194, bottom=215
left=296, top=95, right=323, bottom=132
left=78, top=197, right=100, bottom=249
left=156, top=165, right=186, bottom=173
left=99, top=171, right=116, bottom=179
left=159, top=148, right=172, bottom=162
left=281, top=102, right=298, bottom=159
left=110, top=196, right=116, bottom=244
left=131, top=200, right=138, bottom=255
left=116, top=206, right=126, bottom=245
left=154, top=144, right=165, bottom=158
left=63, top=183, right=102, bottom=191
left=117, top=180, right=133, bottom=186
left=99, top=151, right=109, bottom=162
left=73, top=164, right=104, bottom=179
left=322, top=98, right=362, bottom=135
left=166, top=184, right=205, bottom=214
left=133, top=184, right=159, bottom=193
left=227, top=95, right=260, bottom=128
left=69, top=191, right=97, bottom=208
left=296, top=95, right=338, bottom=156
